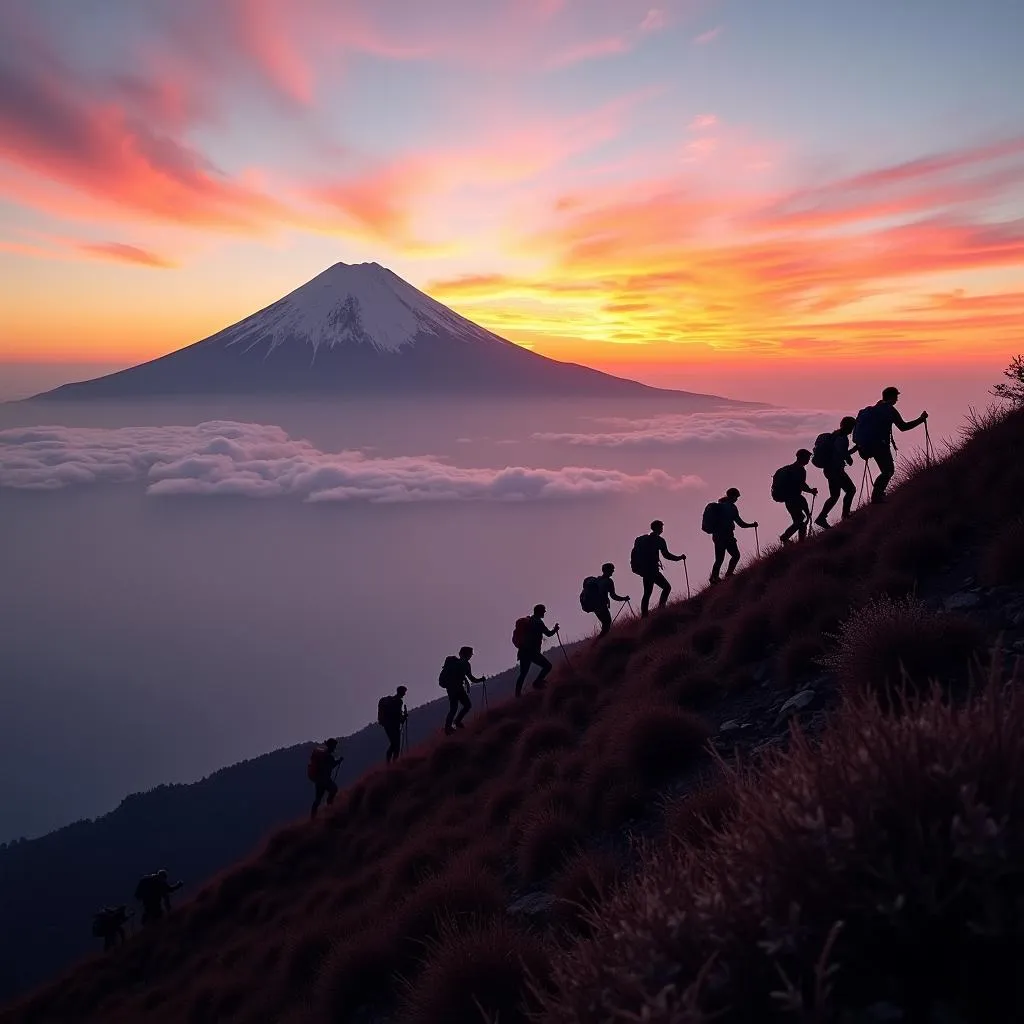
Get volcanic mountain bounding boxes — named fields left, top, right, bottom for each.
left=36, top=262, right=701, bottom=400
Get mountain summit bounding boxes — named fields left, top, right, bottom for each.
left=36, top=262, right=702, bottom=400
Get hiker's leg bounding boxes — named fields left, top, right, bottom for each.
left=515, top=656, right=530, bottom=697
left=640, top=576, right=656, bottom=616
left=820, top=474, right=841, bottom=520
left=534, top=653, right=553, bottom=687
left=654, top=571, right=672, bottom=608
left=455, top=688, right=472, bottom=727
left=725, top=537, right=741, bottom=576
left=326, top=779, right=338, bottom=806
left=445, top=690, right=459, bottom=731
left=781, top=500, right=803, bottom=541
left=595, top=605, right=612, bottom=636
left=386, top=725, right=400, bottom=761
left=710, top=538, right=726, bottom=581
left=311, top=781, right=330, bottom=818
left=839, top=472, right=856, bottom=517
left=872, top=450, right=894, bottom=501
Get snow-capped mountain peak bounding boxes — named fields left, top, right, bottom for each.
left=224, top=261, right=499, bottom=356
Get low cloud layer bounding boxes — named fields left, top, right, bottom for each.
left=0, top=422, right=704, bottom=502
left=533, top=408, right=836, bottom=448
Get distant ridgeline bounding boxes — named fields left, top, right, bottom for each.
left=0, top=662, right=528, bottom=1003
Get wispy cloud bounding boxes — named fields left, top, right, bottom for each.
left=0, top=422, right=706, bottom=501
left=640, top=9, right=668, bottom=34
left=694, top=26, right=722, bottom=45
left=74, top=241, right=175, bottom=268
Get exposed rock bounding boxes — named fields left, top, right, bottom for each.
left=943, top=591, right=982, bottom=611
left=719, top=720, right=746, bottom=733
left=507, top=892, right=558, bottom=917
left=775, top=688, right=818, bottom=725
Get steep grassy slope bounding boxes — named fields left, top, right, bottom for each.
left=3, top=405, right=1022, bottom=1024
left=0, top=665, right=534, bottom=1004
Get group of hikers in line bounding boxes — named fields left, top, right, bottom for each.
left=92, top=870, right=183, bottom=950
left=93, top=388, right=930, bottom=948
left=308, top=387, right=931, bottom=793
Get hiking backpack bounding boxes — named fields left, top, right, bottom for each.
left=134, top=876, right=156, bottom=903
left=810, top=431, right=835, bottom=469
left=771, top=465, right=800, bottom=503
left=511, top=617, right=532, bottom=650
left=377, top=697, right=389, bottom=724
left=439, top=655, right=464, bottom=688
left=91, top=910, right=111, bottom=937
left=306, top=747, right=325, bottom=781
left=579, top=576, right=602, bottom=612
left=701, top=502, right=723, bottom=535
left=853, top=404, right=888, bottom=457
left=630, top=534, right=658, bottom=576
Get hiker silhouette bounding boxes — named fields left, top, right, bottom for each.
left=703, top=489, right=758, bottom=583
left=92, top=905, right=132, bottom=950
left=377, top=686, right=408, bottom=762
left=630, top=521, right=685, bottom=617
left=307, top=738, right=343, bottom=819
left=512, top=605, right=559, bottom=696
left=580, top=563, right=629, bottom=636
left=854, top=387, right=928, bottom=503
left=134, top=869, right=183, bottom=926
left=439, top=646, right=485, bottom=734
left=773, top=449, right=818, bottom=544
left=813, top=416, right=858, bottom=527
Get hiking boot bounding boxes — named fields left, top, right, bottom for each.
left=814, top=516, right=831, bottom=530
left=444, top=725, right=454, bottom=736
left=455, top=721, right=465, bottom=730
left=871, top=493, right=886, bottom=504
left=780, top=535, right=791, bottom=545
left=532, top=680, right=547, bottom=691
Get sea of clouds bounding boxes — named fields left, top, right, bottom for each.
left=0, top=422, right=706, bottom=502
left=533, top=407, right=835, bottom=448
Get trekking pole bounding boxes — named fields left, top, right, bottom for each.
left=754, top=525, right=761, bottom=558
left=808, top=493, right=817, bottom=536
left=682, top=558, right=691, bottom=598
left=924, top=419, right=933, bottom=467
left=481, top=678, right=489, bottom=710
left=556, top=632, right=574, bottom=672
left=612, top=601, right=627, bottom=624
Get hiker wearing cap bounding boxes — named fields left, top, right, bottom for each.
left=853, top=387, right=928, bottom=503
left=307, top=738, right=343, bottom=818
left=134, top=869, right=183, bottom=926
left=580, top=563, right=630, bottom=636
left=704, top=489, right=758, bottom=583
left=512, top=606, right=559, bottom=696
left=377, top=686, right=408, bottom=762
left=630, top=521, right=686, bottom=618
left=438, top=647, right=485, bottom=733
left=812, top=416, right=858, bottom=528
left=772, top=449, right=818, bottom=544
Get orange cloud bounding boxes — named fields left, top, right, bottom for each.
left=75, top=241, right=175, bottom=268
left=427, top=137, right=1024, bottom=363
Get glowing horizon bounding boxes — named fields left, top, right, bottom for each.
left=2, top=0, right=1023, bottom=371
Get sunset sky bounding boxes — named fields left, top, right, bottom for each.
left=1, top=0, right=1022, bottom=379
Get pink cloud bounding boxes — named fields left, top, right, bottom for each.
left=640, top=8, right=668, bottom=33
left=547, top=36, right=631, bottom=69
left=694, top=26, right=722, bottom=45
left=690, top=114, right=718, bottom=131
left=75, top=241, right=175, bottom=268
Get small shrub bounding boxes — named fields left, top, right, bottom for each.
left=613, top=702, right=710, bottom=787
left=691, top=623, right=724, bottom=658
left=823, top=596, right=988, bottom=701
left=516, top=720, right=576, bottom=764
left=550, top=848, right=625, bottom=933
left=664, top=781, right=738, bottom=850
left=397, top=918, right=552, bottom=1024
left=517, top=807, right=586, bottom=883
left=485, top=783, right=525, bottom=827
left=720, top=606, right=775, bottom=664
left=775, top=630, right=826, bottom=688
left=285, top=928, right=334, bottom=987
left=980, top=517, right=1024, bottom=585
left=771, top=573, right=849, bottom=637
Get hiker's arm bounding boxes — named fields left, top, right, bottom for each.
left=170, top=881, right=183, bottom=893
left=467, top=671, right=483, bottom=684
left=892, top=410, right=927, bottom=431
left=543, top=624, right=558, bottom=637
left=738, top=517, right=756, bottom=529
left=610, top=586, right=627, bottom=601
